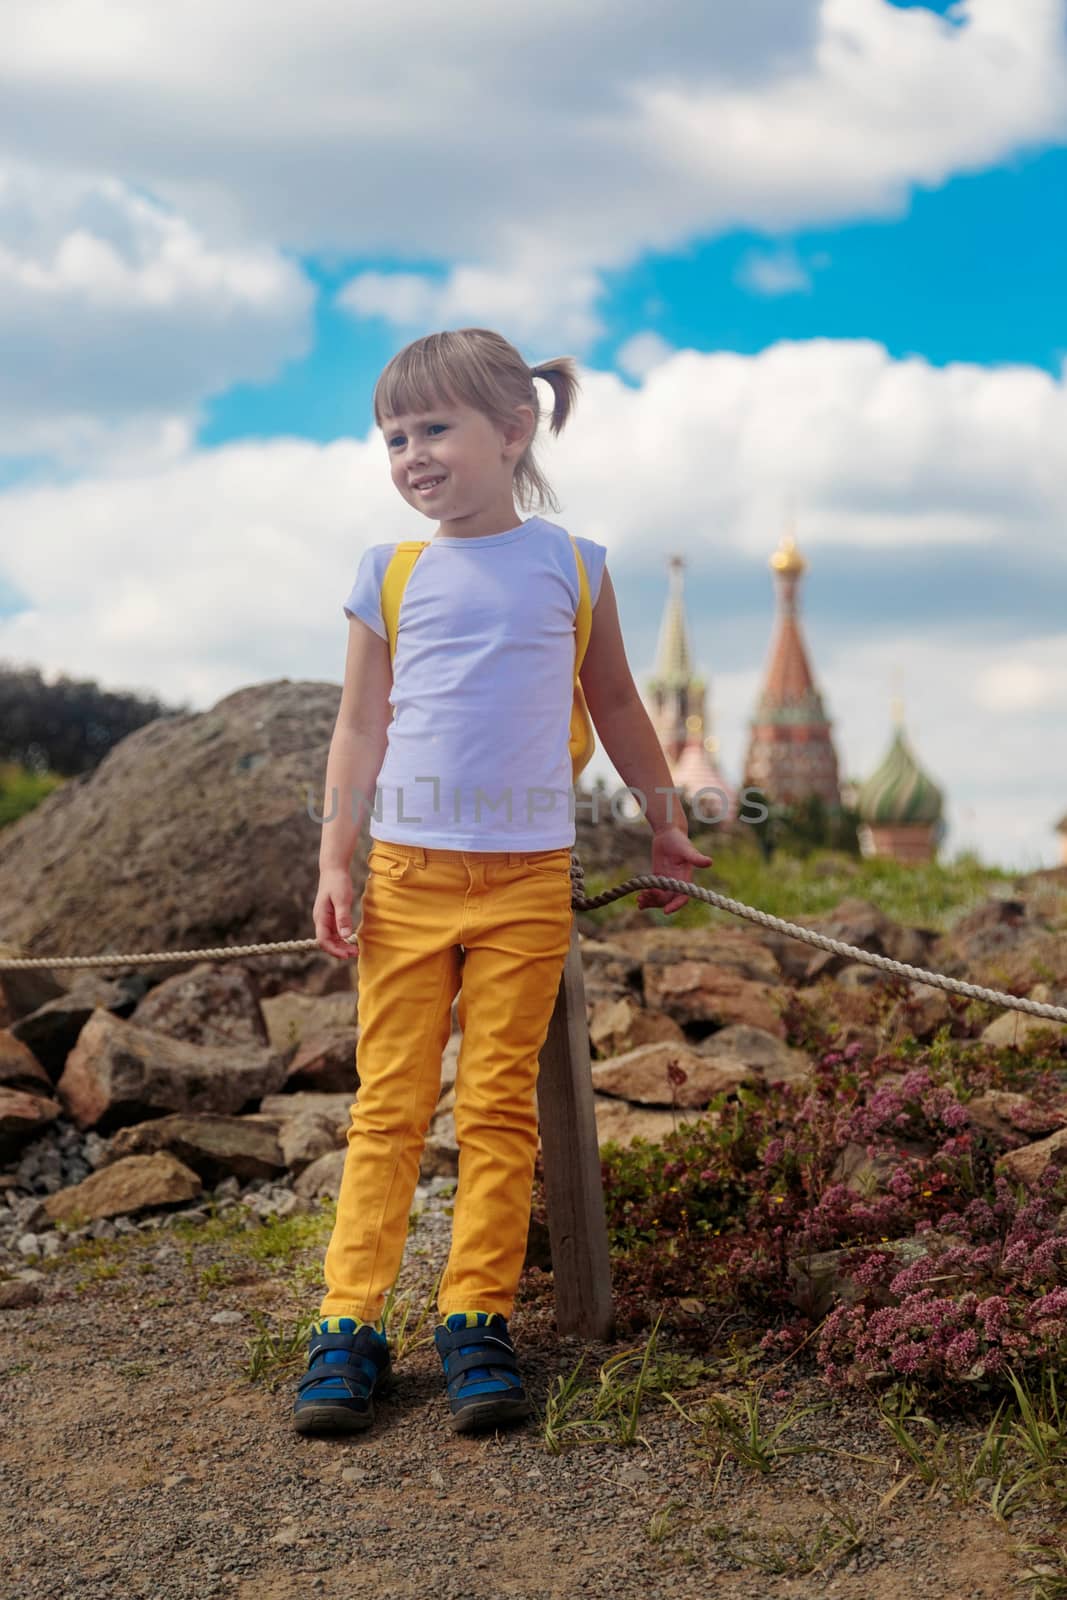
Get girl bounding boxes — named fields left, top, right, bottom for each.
left=294, top=328, right=711, bottom=1438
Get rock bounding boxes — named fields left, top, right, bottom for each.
left=884, top=983, right=956, bottom=1042
left=0, top=1087, right=63, bottom=1156
left=694, top=1024, right=813, bottom=1086
left=617, top=926, right=782, bottom=983
left=591, top=1043, right=751, bottom=1108
left=835, top=963, right=891, bottom=992
left=43, top=1152, right=203, bottom=1222
left=283, top=1027, right=358, bottom=1094
left=0, top=1030, right=52, bottom=1094
left=788, top=1232, right=964, bottom=1320
left=209, top=1310, right=244, bottom=1325
left=799, top=899, right=937, bottom=982
left=293, top=1147, right=346, bottom=1200
left=828, top=1139, right=933, bottom=1194
left=55, top=1009, right=286, bottom=1131
left=259, top=992, right=359, bottom=1059
left=0, top=958, right=65, bottom=1030
left=524, top=1213, right=553, bottom=1272
left=593, top=1097, right=689, bottom=1148
left=997, top=1127, right=1067, bottom=1186
left=272, top=1112, right=344, bottom=1172
left=575, top=937, right=643, bottom=1005
left=420, top=1108, right=458, bottom=1179
left=9, top=975, right=146, bottom=1079
left=104, top=1113, right=287, bottom=1183
left=981, top=992, right=1067, bottom=1050
left=440, top=1031, right=460, bottom=1094
left=643, top=962, right=785, bottom=1036
left=966, top=1090, right=1067, bottom=1146
left=0, top=1279, right=43, bottom=1309
left=939, top=897, right=1032, bottom=966
left=129, top=963, right=269, bottom=1049
left=259, top=1091, right=354, bottom=1136
left=588, top=996, right=685, bottom=1059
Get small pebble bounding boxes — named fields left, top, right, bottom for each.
left=210, top=1310, right=244, bottom=1325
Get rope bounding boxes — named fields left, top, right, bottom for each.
left=0, top=857, right=1063, bottom=1026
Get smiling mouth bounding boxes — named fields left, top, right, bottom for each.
left=413, top=477, right=445, bottom=494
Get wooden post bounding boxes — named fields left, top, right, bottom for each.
left=536, top=921, right=616, bottom=1340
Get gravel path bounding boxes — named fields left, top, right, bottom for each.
left=0, top=1183, right=1053, bottom=1600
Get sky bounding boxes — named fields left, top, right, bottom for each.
left=1, top=0, right=1065, bottom=869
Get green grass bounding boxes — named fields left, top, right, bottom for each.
left=0, top=760, right=63, bottom=828
left=578, top=838, right=1017, bottom=935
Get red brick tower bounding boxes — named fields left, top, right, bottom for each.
left=743, top=532, right=841, bottom=809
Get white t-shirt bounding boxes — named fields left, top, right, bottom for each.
left=342, top=516, right=608, bottom=850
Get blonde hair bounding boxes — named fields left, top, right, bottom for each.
left=372, top=327, right=581, bottom=515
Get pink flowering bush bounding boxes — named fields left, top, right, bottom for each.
left=816, top=1171, right=1067, bottom=1394
left=527, top=1019, right=1067, bottom=1402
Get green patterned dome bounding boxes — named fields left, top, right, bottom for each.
left=857, top=725, right=943, bottom=826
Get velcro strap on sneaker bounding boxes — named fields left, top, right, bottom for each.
left=297, top=1358, right=383, bottom=1398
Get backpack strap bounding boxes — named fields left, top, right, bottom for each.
left=380, top=540, right=429, bottom=663
left=569, top=537, right=596, bottom=779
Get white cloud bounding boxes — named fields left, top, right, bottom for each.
left=735, top=246, right=814, bottom=296
left=974, top=652, right=1067, bottom=712
left=1, top=336, right=1065, bottom=867
left=0, top=1, right=1062, bottom=283
left=615, top=332, right=677, bottom=380
left=1, top=1, right=1064, bottom=460
left=0, top=163, right=314, bottom=466
left=335, top=258, right=607, bottom=352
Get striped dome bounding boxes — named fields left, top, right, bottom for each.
left=857, top=725, right=943, bottom=826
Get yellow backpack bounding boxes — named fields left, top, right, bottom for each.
left=379, top=536, right=596, bottom=780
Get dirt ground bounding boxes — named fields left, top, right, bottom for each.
left=0, top=1197, right=1058, bottom=1600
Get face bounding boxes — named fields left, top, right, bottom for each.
left=381, top=396, right=533, bottom=533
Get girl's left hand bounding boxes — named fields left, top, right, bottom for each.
left=636, top=826, right=713, bottom=915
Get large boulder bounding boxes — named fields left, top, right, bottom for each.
left=0, top=681, right=351, bottom=962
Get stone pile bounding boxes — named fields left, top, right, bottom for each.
left=1, top=884, right=1065, bottom=1294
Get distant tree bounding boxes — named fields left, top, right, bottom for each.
left=747, top=791, right=861, bottom=860
left=0, top=663, right=188, bottom=776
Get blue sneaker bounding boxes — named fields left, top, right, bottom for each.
left=434, top=1311, right=533, bottom=1435
left=293, top=1316, right=392, bottom=1436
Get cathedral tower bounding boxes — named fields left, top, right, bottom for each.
left=743, top=531, right=841, bottom=810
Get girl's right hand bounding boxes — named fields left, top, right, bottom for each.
left=314, top=868, right=359, bottom=959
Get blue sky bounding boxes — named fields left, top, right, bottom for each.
left=1, top=0, right=1065, bottom=868
left=198, top=142, right=1067, bottom=455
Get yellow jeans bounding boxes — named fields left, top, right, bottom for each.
left=319, top=839, right=574, bottom=1324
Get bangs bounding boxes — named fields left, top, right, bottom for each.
left=374, top=344, right=468, bottom=428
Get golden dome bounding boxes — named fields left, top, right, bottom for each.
left=770, top=533, right=808, bottom=576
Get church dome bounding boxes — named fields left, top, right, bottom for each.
left=857, top=725, right=943, bottom=826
